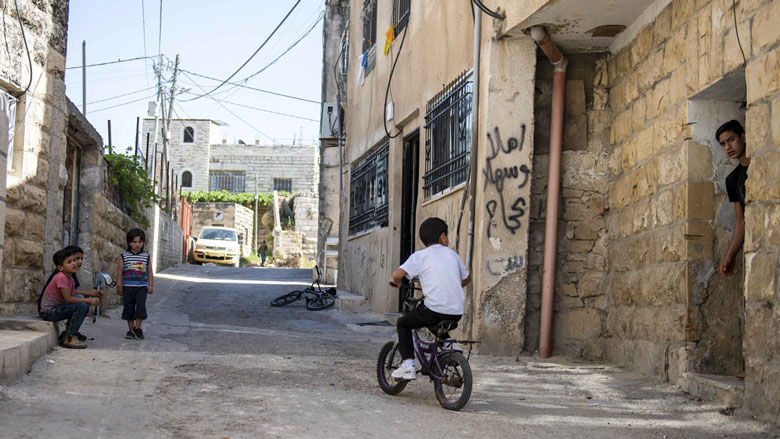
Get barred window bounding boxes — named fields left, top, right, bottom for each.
left=183, top=126, right=194, bottom=143
left=349, top=142, right=388, bottom=235
left=423, top=72, right=472, bottom=198
left=361, top=0, right=377, bottom=53
left=181, top=170, right=193, bottom=187
left=209, top=170, right=245, bottom=193
left=392, top=0, right=410, bottom=36
left=273, top=178, right=292, bottom=193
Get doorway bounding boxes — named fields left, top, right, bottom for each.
left=62, top=139, right=82, bottom=246
left=399, top=130, right=419, bottom=311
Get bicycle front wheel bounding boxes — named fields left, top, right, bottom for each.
left=270, top=291, right=301, bottom=307
left=376, top=341, right=408, bottom=395
left=305, top=294, right=335, bottom=311
left=433, top=351, right=472, bottom=411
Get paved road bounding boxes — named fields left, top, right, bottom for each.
left=0, top=264, right=775, bottom=438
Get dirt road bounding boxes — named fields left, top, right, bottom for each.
left=0, top=265, right=774, bottom=438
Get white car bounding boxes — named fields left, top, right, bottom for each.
left=192, top=226, right=241, bottom=267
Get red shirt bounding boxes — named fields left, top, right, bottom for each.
left=40, top=272, right=75, bottom=313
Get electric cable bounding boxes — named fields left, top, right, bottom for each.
left=66, top=55, right=154, bottom=70
left=141, top=0, right=150, bottom=85
left=180, top=69, right=273, bottom=141
left=85, top=86, right=156, bottom=106
left=213, top=97, right=319, bottom=122
left=90, top=93, right=157, bottom=113
left=732, top=0, right=747, bottom=66
left=185, top=0, right=302, bottom=101
left=383, top=25, right=408, bottom=139
left=472, top=0, right=504, bottom=19
left=215, top=10, right=324, bottom=96
left=13, top=0, right=32, bottom=96
left=179, top=68, right=319, bottom=104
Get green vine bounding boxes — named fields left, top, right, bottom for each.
left=184, top=190, right=290, bottom=209
left=104, top=147, right=159, bottom=227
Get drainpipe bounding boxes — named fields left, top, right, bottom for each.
left=531, top=26, right=567, bottom=359
left=466, top=4, right=482, bottom=270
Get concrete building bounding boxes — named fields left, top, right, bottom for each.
left=325, top=0, right=780, bottom=421
left=142, top=118, right=319, bottom=196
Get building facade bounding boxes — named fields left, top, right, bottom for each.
left=326, top=0, right=780, bottom=421
left=142, top=118, right=319, bottom=196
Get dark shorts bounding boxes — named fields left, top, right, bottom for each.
left=122, top=286, right=148, bottom=321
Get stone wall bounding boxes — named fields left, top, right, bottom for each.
left=0, top=1, right=70, bottom=315
left=293, top=195, right=318, bottom=261
left=209, top=144, right=319, bottom=194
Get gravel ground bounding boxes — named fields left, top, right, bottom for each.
left=0, top=264, right=775, bottom=438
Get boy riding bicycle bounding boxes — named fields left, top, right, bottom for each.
left=389, top=217, right=471, bottom=380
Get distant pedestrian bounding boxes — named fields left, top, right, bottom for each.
left=259, top=240, right=268, bottom=267
left=117, top=228, right=153, bottom=340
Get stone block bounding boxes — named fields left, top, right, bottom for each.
left=685, top=221, right=714, bottom=261
left=618, top=206, right=633, bottom=238
left=647, top=79, right=671, bottom=121
left=686, top=182, right=714, bottom=221
left=554, top=308, right=602, bottom=340
left=4, top=208, right=24, bottom=236
left=613, top=111, right=632, bottom=145
left=615, top=47, right=631, bottom=79
left=13, top=240, right=43, bottom=268
left=631, top=199, right=652, bottom=233
left=631, top=97, right=647, bottom=131
left=560, top=283, right=577, bottom=297
left=752, top=0, right=780, bottom=52
left=631, top=27, right=653, bottom=68
left=25, top=214, right=45, bottom=241
left=745, top=148, right=780, bottom=201
left=578, top=271, right=603, bottom=298
left=610, top=173, right=632, bottom=210
left=622, top=136, right=637, bottom=171
left=16, top=184, right=47, bottom=214
left=723, top=26, right=749, bottom=74
left=744, top=250, right=778, bottom=302
left=657, top=147, right=685, bottom=187
left=574, top=219, right=603, bottom=240
left=773, top=95, right=780, bottom=147
left=652, top=4, right=673, bottom=45
left=2, top=268, right=42, bottom=302
left=746, top=46, right=780, bottom=102
left=746, top=101, right=770, bottom=155
left=608, top=146, right=622, bottom=176
left=625, top=71, right=639, bottom=106
left=663, top=27, right=687, bottom=75
left=639, top=50, right=663, bottom=93
left=635, top=126, right=654, bottom=163
left=686, top=142, right=713, bottom=180
left=610, top=80, right=626, bottom=113
left=669, top=65, right=691, bottom=104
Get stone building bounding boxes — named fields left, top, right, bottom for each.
left=0, top=1, right=182, bottom=316
left=325, top=0, right=780, bottom=421
left=142, top=118, right=319, bottom=196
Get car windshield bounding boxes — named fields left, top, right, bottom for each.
left=199, top=229, right=237, bottom=241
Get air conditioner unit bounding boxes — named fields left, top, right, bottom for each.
left=319, top=102, right=340, bottom=141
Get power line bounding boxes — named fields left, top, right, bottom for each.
left=213, top=97, right=319, bottom=122
left=90, top=94, right=157, bottom=113
left=180, top=70, right=273, bottom=140
left=85, top=86, right=156, bottom=106
left=179, top=68, right=319, bottom=104
left=141, top=0, right=150, bottom=86
left=184, top=0, right=302, bottom=101
left=66, top=55, right=153, bottom=70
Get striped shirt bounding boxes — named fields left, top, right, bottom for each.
left=121, top=251, right=150, bottom=287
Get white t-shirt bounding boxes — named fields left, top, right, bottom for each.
left=400, top=244, right=469, bottom=315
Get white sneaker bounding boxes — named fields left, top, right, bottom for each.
left=391, top=365, right=417, bottom=380
left=442, top=341, right=463, bottom=352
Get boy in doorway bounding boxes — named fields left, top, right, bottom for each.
left=388, top=217, right=471, bottom=380
left=259, top=240, right=268, bottom=267
left=716, top=120, right=750, bottom=276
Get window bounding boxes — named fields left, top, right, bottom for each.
left=273, top=178, right=292, bottom=193
left=209, top=170, right=245, bottom=193
left=349, top=142, right=388, bottom=235
left=181, top=170, right=193, bottom=187
left=423, top=72, right=472, bottom=198
left=183, top=126, right=194, bottom=143
left=361, top=0, right=377, bottom=76
left=392, top=0, right=410, bottom=36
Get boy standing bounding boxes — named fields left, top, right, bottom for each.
left=39, top=248, right=102, bottom=349
left=389, top=217, right=471, bottom=380
left=716, top=120, right=750, bottom=275
left=259, top=240, right=268, bottom=267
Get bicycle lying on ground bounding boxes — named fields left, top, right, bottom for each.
left=376, top=283, right=479, bottom=411
left=270, top=265, right=337, bottom=311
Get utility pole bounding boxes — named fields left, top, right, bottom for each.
left=81, top=41, right=86, bottom=116
left=254, top=179, right=259, bottom=254
left=162, top=55, right=180, bottom=180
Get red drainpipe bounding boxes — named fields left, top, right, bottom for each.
left=531, top=26, right=567, bottom=358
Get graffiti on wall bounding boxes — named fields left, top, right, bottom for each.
left=486, top=254, right=525, bottom=276
left=483, top=126, right=531, bottom=239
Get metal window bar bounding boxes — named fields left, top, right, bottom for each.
left=362, top=0, right=377, bottom=53
left=274, top=178, right=292, bottom=193
left=349, top=142, right=389, bottom=235
left=393, top=0, right=410, bottom=36
left=423, top=73, right=472, bottom=198
left=209, top=171, right=246, bottom=193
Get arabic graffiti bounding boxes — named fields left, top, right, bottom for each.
left=483, top=126, right=531, bottom=238
left=486, top=254, right=525, bottom=276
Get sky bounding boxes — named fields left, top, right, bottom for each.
left=65, top=0, right=324, bottom=150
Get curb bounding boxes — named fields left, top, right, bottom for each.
left=0, top=318, right=59, bottom=385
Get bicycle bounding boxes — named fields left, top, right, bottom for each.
left=270, top=265, right=337, bottom=311
left=376, top=283, right=478, bottom=411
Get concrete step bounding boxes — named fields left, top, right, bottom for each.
left=335, top=290, right=368, bottom=312
left=681, top=373, right=745, bottom=407
left=0, top=319, right=58, bottom=385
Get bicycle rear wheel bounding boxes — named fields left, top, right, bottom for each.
left=305, top=294, right=335, bottom=311
left=433, top=351, right=472, bottom=411
left=270, top=291, right=301, bottom=307
left=376, top=341, right=408, bottom=395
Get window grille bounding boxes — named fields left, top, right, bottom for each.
left=181, top=171, right=193, bottom=187
left=183, top=126, right=194, bottom=143
left=273, top=178, right=292, bottom=193
left=392, top=0, right=410, bottom=36
left=349, top=142, right=388, bottom=235
left=423, top=72, right=472, bottom=198
left=361, top=0, right=377, bottom=53
left=209, top=170, right=245, bottom=193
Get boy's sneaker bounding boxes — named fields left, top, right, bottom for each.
left=391, top=365, right=417, bottom=380
left=442, top=341, right=463, bottom=352
left=125, top=330, right=137, bottom=339
left=63, top=335, right=87, bottom=349
left=75, top=332, right=87, bottom=342
left=133, top=328, right=144, bottom=340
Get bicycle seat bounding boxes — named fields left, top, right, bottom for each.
left=430, top=320, right=458, bottom=338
